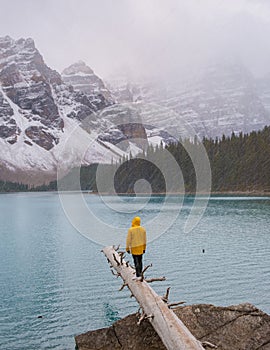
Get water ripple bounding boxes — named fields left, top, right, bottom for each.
left=0, top=194, right=270, bottom=349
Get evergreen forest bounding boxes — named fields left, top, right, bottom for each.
left=1, top=126, right=270, bottom=194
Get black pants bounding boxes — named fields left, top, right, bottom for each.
left=132, top=254, right=143, bottom=277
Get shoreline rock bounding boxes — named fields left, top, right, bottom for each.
left=75, top=303, right=270, bottom=350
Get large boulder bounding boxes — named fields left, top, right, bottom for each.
left=75, top=303, right=270, bottom=350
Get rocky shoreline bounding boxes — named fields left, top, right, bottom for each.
left=75, top=303, right=270, bottom=350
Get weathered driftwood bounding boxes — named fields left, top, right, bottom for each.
left=162, top=287, right=171, bottom=303
left=102, top=246, right=204, bottom=350
left=201, top=341, right=217, bottom=349
left=144, top=276, right=166, bottom=283
left=168, top=301, right=186, bottom=309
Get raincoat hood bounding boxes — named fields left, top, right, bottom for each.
left=132, top=216, right=141, bottom=227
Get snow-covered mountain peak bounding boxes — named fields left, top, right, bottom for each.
left=62, top=61, right=113, bottom=104
left=1, top=37, right=270, bottom=185
left=0, top=36, right=120, bottom=184
left=62, top=61, right=94, bottom=76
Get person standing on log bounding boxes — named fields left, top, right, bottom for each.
left=126, top=216, right=147, bottom=281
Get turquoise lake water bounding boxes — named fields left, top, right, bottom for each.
left=0, top=193, right=270, bottom=349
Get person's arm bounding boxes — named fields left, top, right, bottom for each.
left=126, top=229, right=131, bottom=253
left=143, top=228, right=146, bottom=253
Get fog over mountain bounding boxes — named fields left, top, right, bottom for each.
left=1, top=1, right=270, bottom=184
left=0, top=0, right=270, bottom=81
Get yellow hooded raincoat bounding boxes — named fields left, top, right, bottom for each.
left=126, top=216, right=146, bottom=255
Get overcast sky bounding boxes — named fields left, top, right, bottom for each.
left=0, top=0, right=270, bottom=80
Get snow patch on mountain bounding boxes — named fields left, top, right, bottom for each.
left=62, top=61, right=113, bottom=105
left=0, top=37, right=128, bottom=184
left=107, top=63, right=270, bottom=139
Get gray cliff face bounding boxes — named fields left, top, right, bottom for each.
left=0, top=36, right=118, bottom=184
left=0, top=36, right=148, bottom=183
left=97, top=104, right=148, bottom=151
left=0, top=90, right=20, bottom=144
left=61, top=61, right=149, bottom=150
left=75, top=303, right=270, bottom=350
left=62, top=61, right=114, bottom=109
left=0, top=36, right=63, bottom=149
left=108, top=63, right=270, bottom=139
left=169, top=64, right=269, bottom=138
left=0, top=36, right=109, bottom=152
left=0, top=36, right=149, bottom=184
left=61, top=62, right=149, bottom=150
left=1, top=36, right=270, bottom=183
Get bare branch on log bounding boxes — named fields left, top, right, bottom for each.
left=201, top=341, right=217, bottom=349
left=119, top=283, right=127, bottom=291
left=162, top=287, right=171, bottom=303
left=136, top=307, right=141, bottom=315
left=137, top=312, right=154, bottom=325
left=110, top=269, right=118, bottom=276
left=145, top=277, right=166, bottom=283
left=120, top=253, right=126, bottom=265
left=110, top=269, right=120, bottom=278
left=106, top=258, right=114, bottom=269
left=168, top=301, right=186, bottom=308
left=137, top=312, right=146, bottom=325
left=142, top=263, right=152, bottom=275
left=113, top=253, right=120, bottom=266
left=145, top=314, right=154, bottom=320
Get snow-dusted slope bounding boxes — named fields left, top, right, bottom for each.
left=1, top=36, right=269, bottom=185
left=108, top=63, right=270, bottom=139
left=61, top=62, right=149, bottom=152
left=0, top=36, right=125, bottom=184
left=62, top=61, right=113, bottom=106
left=257, top=74, right=270, bottom=114
left=0, top=35, right=63, bottom=150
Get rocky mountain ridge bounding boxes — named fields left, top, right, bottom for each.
left=62, top=60, right=113, bottom=105
left=107, top=63, right=270, bottom=139
left=0, top=36, right=144, bottom=184
left=1, top=35, right=270, bottom=184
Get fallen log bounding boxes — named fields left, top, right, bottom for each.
left=102, top=246, right=204, bottom=350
